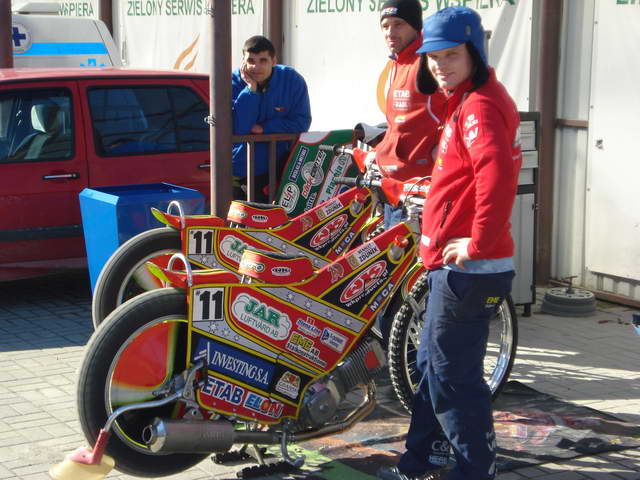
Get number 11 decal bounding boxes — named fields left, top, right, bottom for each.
left=189, top=230, right=213, bottom=254
left=194, top=287, right=224, bottom=321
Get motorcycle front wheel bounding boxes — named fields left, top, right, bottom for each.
left=78, top=288, right=207, bottom=477
left=388, top=272, right=518, bottom=413
left=91, top=227, right=181, bottom=327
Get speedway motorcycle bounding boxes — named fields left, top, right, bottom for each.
left=61, top=170, right=517, bottom=479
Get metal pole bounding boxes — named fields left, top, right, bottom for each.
left=535, top=0, right=562, bottom=285
left=209, top=1, right=233, bottom=216
left=264, top=0, right=283, bottom=62
left=99, top=0, right=113, bottom=35
left=0, top=0, right=13, bottom=68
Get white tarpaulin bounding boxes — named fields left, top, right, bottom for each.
left=46, top=1, right=533, bottom=130
left=114, top=0, right=263, bottom=71
left=584, top=0, right=640, bottom=281
left=286, top=0, right=532, bottom=130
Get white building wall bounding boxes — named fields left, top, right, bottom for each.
left=554, top=0, right=640, bottom=303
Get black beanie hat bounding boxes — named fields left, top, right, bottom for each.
left=380, top=0, right=423, bottom=32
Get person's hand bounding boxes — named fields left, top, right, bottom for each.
left=442, top=237, right=471, bottom=269
left=250, top=124, right=264, bottom=134
left=240, top=62, right=258, bottom=92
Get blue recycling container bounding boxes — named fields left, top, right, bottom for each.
left=79, top=182, right=205, bottom=292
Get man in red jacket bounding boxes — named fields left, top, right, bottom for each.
left=375, top=0, right=446, bottom=229
left=378, top=6, right=522, bottom=480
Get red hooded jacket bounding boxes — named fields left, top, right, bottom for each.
left=419, top=69, right=522, bottom=270
left=375, top=37, right=447, bottom=182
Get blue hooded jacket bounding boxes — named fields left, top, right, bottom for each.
left=231, top=64, right=312, bottom=177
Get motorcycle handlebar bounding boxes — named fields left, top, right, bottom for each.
left=334, top=176, right=382, bottom=189
left=319, top=144, right=354, bottom=156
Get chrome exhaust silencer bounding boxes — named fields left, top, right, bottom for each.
left=144, top=418, right=279, bottom=454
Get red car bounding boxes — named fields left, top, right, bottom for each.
left=0, top=68, right=212, bottom=281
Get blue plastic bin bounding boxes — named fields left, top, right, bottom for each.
left=79, top=182, right=205, bottom=292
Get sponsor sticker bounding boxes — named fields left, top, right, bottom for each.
left=320, top=327, right=348, bottom=353
left=310, top=214, right=348, bottom=249
left=232, top=293, right=292, bottom=340
left=194, top=337, right=274, bottom=389
left=327, top=263, right=345, bottom=283
left=288, top=146, right=309, bottom=181
left=300, top=216, right=313, bottom=231
left=243, top=391, right=284, bottom=419
left=227, top=207, right=247, bottom=219
left=279, top=182, right=300, bottom=213
left=275, top=372, right=301, bottom=399
left=340, top=260, right=388, bottom=305
left=317, top=197, right=344, bottom=220
left=296, top=317, right=322, bottom=338
left=220, top=235, right=248, bottom=263
left=201, top=375, right=245, bottom=406
left=240, top=259, right=265, bottom=273
left=347, top=242, right=381, bottom=268
left=301, top=151, right=327, bottom=199
left=286, top=332, right=326, bottom=368
left=271, top=266, right=292, bottom=277
left=251, top=214, right=268, bottom=223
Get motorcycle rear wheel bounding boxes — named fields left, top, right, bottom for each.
left=91, top=227, right=181, bottom=327
left=388, top=272, right=518, bottom=413
left=78, top=288, right=207, bottom=477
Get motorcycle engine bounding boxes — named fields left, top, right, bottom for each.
left=298, top=336, right=386, bottom=429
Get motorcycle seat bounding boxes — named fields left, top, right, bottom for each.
left=238, top=248, right=314, bottom=284
left=226, top=200, right=289, bottom=228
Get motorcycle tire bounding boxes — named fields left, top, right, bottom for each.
left=91, top=227, right=181, bottom=328
left=78, top=288, right=207, bottom=477
left=387, top=272, right=518, bottom=413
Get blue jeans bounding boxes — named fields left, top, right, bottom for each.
left=383, top=203, right=405, bottom=230
left=397, top=268, right=515, bottom=480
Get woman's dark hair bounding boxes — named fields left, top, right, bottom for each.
left=416, top=42, right=489, bottom=95
left=243, top=35, right=276, bottom=57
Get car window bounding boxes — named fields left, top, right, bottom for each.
left=88, top=86, right=209, bottom=157
left=0, top=88, right=74, bottom=164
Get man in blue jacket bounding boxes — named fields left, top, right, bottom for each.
left=232, top=35, right=312, bottom=202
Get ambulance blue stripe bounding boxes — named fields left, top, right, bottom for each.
left=14, top=43, right=108, bottom=56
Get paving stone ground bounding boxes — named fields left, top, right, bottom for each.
left=1, top=271, right=638, bottom=479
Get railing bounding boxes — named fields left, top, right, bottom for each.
left=231, top=133, right=299, bottom=203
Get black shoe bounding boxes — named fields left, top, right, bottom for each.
left=377, top=466, right=445, bottom=480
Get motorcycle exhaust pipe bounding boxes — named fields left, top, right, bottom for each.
left=143, top=418, right=280, bottom=454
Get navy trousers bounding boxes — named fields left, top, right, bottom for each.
left=397, top=268, right=514, bottom=480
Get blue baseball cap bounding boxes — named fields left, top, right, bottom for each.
left=417, top=6, right=487, bottom=65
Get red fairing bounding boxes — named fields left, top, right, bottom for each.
left=419, top=69, right=522, bottom=269
left=381, top=176, right=431, bottom=207
left=350, top=148, right=369, bottom=173
left=374, top=37, right=447, bottom=182
left=227, top=202, right=290, bottom=228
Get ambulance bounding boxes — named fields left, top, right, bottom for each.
left=11, top=2, right=121, bottom=68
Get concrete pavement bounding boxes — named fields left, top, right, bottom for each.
left=0, top=271, right=639, bottom=479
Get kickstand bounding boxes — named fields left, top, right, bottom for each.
left=246, top=444, right=267, bottom=465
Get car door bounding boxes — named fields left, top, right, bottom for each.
left=0, top=80, right=88, bottom=275
left=79, top=76, right=211, bottom=201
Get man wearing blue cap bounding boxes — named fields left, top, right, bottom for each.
left=378, top=6, right=522, bottom=480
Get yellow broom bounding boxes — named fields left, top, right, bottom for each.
left=49, top=429, right=115, bottom=480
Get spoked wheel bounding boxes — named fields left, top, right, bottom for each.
left=78, top=288, right=207, bottom=477
left=388, top=272, right=518, bottom=413
left=91, top=227, right=181, bottom=327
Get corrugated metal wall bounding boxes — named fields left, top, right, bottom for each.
left=554, top=0, right=640, bottom=304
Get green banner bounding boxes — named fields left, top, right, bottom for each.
left=275, top=130, right=359, bottom=217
